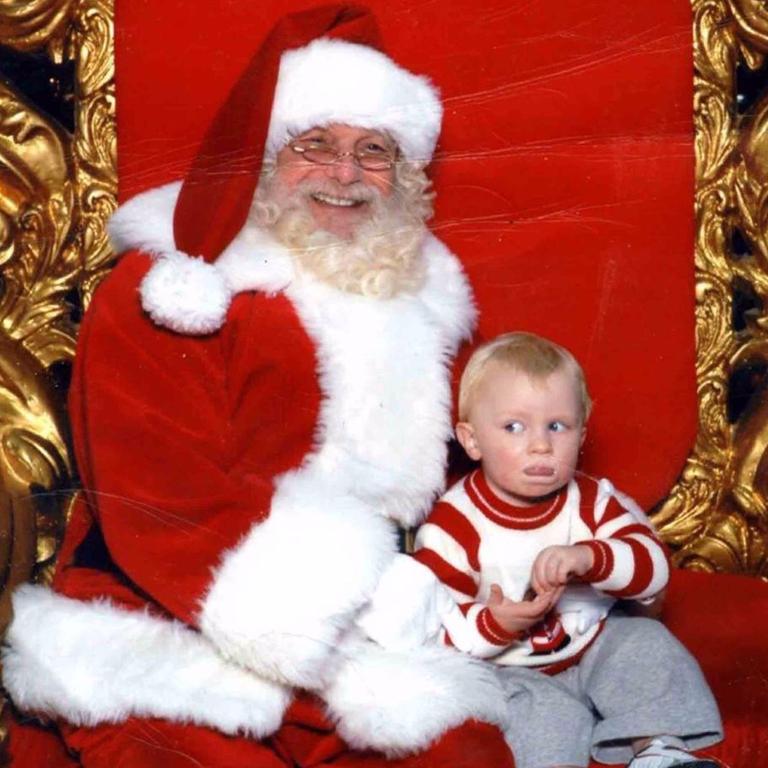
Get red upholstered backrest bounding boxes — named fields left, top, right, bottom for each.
left=115, top=1, right=695, bottom=510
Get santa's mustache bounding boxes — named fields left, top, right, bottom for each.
left=291, top=178, right=381, bottom=206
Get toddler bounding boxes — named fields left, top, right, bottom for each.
left=414, top=332, right=723, bottom=768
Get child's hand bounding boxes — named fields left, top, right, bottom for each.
left=486, top=583, right=563, bottom=635
left=531, top=544, right=594, bottom=594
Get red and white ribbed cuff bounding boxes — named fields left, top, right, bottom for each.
left=476, top=607, right=524, bottom=646
left=578, top=540, right=614, bottom=583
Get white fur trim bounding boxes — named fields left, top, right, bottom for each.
left=284, top=248, right=474, bottom=527
left=198, top=242, right=474, bottom=682
left=215, top=223, right=295, bottom=295
left=199, top=469, right=398, bottom=690
left=269, top=39, right=442, bottom=164
left=323, top=639, right=508, bottom=757
left=420, top=233, right=477, bottom=351
left=107, top=182, right=180, bottom=256
left=108, top=184, right=476, bottom=692
left=2, top=585, right=291, bottom=736
left=107, top=187, right=475, bottom=524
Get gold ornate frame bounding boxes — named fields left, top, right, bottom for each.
left=0, top=0, right=115, bottom=637
left=654, top=0, right=768, bottom=578
left=0, top=0, right=764, bottom=644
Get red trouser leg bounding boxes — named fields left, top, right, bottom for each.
left=327, top=721, right=516, bottom=768
left=61, top=719, right=289, bottom=768
left=273, top=696, right=516, bottom=768
left=17, top=694, right=515, bottom=768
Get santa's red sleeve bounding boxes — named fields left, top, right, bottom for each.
left=69, top=252, right=275, bottom=624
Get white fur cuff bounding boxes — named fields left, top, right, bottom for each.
left=199, top=469, right=398, bottom=690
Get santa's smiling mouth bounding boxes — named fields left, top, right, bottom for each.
left=311, top=192, right=367, bottom=208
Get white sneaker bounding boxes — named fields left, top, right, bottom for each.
left=627, top=739, right=720, bottom=768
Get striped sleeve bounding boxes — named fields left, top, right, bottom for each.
left=413, top=501, right=481, bottom=601
left=414, top=501, right=522, bottom=657
left=576, top=479, right=669, bottom=600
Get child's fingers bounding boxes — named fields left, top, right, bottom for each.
left=531, top=552, right=554, bottom=592
left=543, top=553, right=563, bottom=589
left=557, top=558, right=572, bottom=584
left=551, top=584, right=565, bottom=604
left=487, top=583, right=504, bottom=605
left=527, top=590, right=558, bottom=617
left=537, top=587, right=561, bottom=613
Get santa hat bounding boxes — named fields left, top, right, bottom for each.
left=126, top=5, right=442, bottom=335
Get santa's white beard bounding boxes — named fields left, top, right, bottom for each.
left=252, top=173, right=431, bottom=299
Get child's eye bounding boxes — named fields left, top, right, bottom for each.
left=549, top=421, right=568, bottom=432
left=504, top=421, right=524, bottom=433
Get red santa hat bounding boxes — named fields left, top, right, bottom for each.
left=122, top=5, right=443, bottom=335
left=174, top=4, right=442, bottom=266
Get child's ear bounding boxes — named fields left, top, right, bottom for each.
left=579, top=424, right=587, bottom=447
left=455, top=422, right=482, bottom=461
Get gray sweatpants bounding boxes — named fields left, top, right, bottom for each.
left=497, top=616, right=723, bottom=768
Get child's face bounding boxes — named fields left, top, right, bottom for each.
left=456, top=363, right=586, bottom=506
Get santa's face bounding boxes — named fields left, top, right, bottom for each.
left=273, top=123, right=396, bottom=239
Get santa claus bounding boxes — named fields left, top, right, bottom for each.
left=1, top=6, right=514, bottom=767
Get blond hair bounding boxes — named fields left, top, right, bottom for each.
left=458, top=331, right=592, bottom=422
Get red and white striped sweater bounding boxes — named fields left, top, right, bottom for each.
left=413, top=470, right=669, bottom=670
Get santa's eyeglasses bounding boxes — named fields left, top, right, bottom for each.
left=289, top=139, right=396, bottom=171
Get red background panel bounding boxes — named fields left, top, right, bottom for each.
left=115, top=1, right=696, bottom=510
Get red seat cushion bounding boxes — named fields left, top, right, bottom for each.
left=664, top=569, right=768, bottom=724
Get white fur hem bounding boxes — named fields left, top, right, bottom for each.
left=2, top=585, right=291, bottom=737
left=323, top=639, right=507, bottom=757
left=199, top=468, right=398, bottom=690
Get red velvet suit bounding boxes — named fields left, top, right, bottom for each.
left=4, top=184, right=514, bottom=766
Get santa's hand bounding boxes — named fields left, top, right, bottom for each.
left=530, top=544, right=594, bottom=594
left=356, top=555, right=444, bottom=650
left=486, top=583, right=562, bottom=635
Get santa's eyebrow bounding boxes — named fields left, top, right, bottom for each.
left=294, top=129, right=330, bottom=141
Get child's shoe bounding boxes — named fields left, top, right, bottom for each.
left=627, top=738, right=720, bottom=768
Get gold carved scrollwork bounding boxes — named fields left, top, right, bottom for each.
left=653, top=0, right=768, bottom=577
left=71, top=0, right=117, bottom=304
left=0, top=0, right=76, bottom=60
left=0, top=0, right=116, bottom=632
